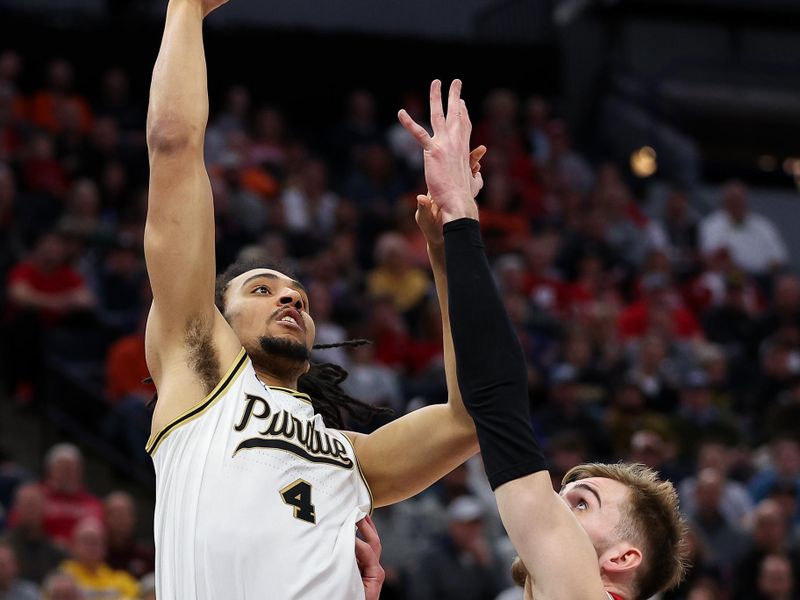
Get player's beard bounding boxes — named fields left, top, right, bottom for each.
left=256, top=336, right=310, bottom=382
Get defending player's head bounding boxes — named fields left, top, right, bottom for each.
left=215, top=258, right=315, bottom=383
left=511, top=463, right=688, bottom=600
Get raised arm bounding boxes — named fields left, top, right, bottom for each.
left=144, top=0, right=238, bottom=428
left=402, top=80, right=607, bottom=600
left=345, top=86, right=487, bottom=508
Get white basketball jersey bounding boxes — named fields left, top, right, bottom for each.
left=147, top=349, right=372, bottom=599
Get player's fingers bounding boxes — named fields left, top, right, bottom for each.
left=473, top=172, right=484, bottom=192
left=461, top=99, right=474, bottom=144
left=398, top=109, right=433, bottom=150
left=470, top=145, right=487, bottom=172
left=355, top=537, right=373, bottom=565
left=429, top=79, right=446, bottom=135
left=358, top=516, right=382, bottom=559
left=446, top=79, right=462, bottom=122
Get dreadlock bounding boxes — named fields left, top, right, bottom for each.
left=146, top=258, right=393, bottom=429
left=301, top=339, right=393, bottom=429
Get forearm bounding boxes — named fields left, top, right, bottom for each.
left=443, top=218, right=546, bottom=490
left=426, top=242, right=470, bottom=425
left=147, top=0, right=209, bottom=152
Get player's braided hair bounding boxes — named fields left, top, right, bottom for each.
left=301, top=339, right=392, bottom=429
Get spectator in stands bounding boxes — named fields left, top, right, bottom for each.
left=40, top=571, right=84, bottom=600
left=327, top=89, right=383, bottom=177
left=103, top=492, right=153, bottom=579
left=280, top=158, right=340, bottom=252
left=248, top=105, right=287, bottom=170
left=342, top=342, right=404, bottom=419
left=759, top=274, right=800, bottom=343
left=690, top=468, right=750, bottom=574
left=701, top=271, right=761, bottom=371
left=663, top=524, right=724, bottom=600
left=756, top=554, right=796, bottom=600
left=604, top=376, right=671, bottom=456
left=671, top=370, right=742, bottom=462
left=93, top=237, right=147, bottom=334
left=29, top=59, right=92, bottom=135
left=627, top=428, right=684, bottom=484
left=474, top=88, right=525, bottom=167
left=680, top=441, right=754, bottom=528
left=546, top=119, right=593, bottom=193
left=59, top=517, right=138, bottom=599
left=367, top=231, right=429, bottom=319
left=625, top=332, right=681, bottom=413
left=618, top=271, right=700, bottom=341
left=733, top=500, right=800, bottom=600
left=408, top=496, right=505, bottom=600
left=40, top=444, right=103, bottom=546
left=700, top=180, right=788, bottom=279
left=0, top=540, right=38, bottom=600
left=95, top=68, right=143, bottom=135
left=21, top=133, right=70, bottom=201
left=5, top=483, right=66, bottom=583
left=655, top=188, right=700, bottom=277
left=478, top=172, right=529, bottom=255
left=750, top=438, right=800, bottom=524
left=5, top=231, right=95, bottom=403
left=524, top=95, right=551, bottom=164
left=533, top=364, right=610, bottom=457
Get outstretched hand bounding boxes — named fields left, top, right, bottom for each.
left=356, top=516, right=385, bottom=600
left=415, top=146, right=485, bottom=247
left=399, top=80, right=483, bottom=224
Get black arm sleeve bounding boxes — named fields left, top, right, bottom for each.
left=443, top=218, right=547, bottom=490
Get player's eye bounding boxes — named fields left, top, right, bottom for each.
left=253, top=286, right=270, bottom=294
left=576, top=499, right=588, bottom=511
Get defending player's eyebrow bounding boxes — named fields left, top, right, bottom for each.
left=572, top=483, right=602, bottom=508
left=241, top=273, right=308, bottom=298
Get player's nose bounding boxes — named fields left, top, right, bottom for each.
left=278, top=288, right=303, bottom=309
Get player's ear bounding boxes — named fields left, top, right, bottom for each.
left=304, top=361, right=311, bottom=375
left=600, top=543, right=642, bottom=575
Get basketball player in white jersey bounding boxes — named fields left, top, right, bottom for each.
left=144, top=1, right=485, bottom=598
left=398, top=79, right=689, bottom=600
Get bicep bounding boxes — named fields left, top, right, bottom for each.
left=349, top=404, right=477, bottom=508
left=495, top=474, right=606, bottom=600
left=144, top=148, right=216, bottom=342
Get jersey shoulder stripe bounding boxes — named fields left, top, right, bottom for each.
left=146, top=348, right=249, bottom=455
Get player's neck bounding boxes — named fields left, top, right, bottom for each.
left=254, top=367, right=300, bottom=392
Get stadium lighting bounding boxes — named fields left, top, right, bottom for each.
left=630, top=146, right=657, bottom=178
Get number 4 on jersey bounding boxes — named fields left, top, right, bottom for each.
left=280, top=479, right=316, bottom=524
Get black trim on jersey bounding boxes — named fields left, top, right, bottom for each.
left=146, top=351, right=249, bottom=456
left=234, top=438, right=354, bottom=468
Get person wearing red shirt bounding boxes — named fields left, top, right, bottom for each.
left=4, top=231, right=95, bottom=402
left=39, top=444, right=104, bottom=546
left=618, top=272, right=700, bottom=341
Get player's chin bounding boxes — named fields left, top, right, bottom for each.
left=270, top=325, right=308, bottom=345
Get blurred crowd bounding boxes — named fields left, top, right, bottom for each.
left=0, top=47, right=799, bottom=599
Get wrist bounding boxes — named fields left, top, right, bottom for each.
left=440, top=201, right=479, bottom=224
left=426, top=240, right=445, bottom=253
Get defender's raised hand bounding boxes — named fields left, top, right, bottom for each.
left=415, top=146, right=486, bottom=247
left=398, top=80, right=484, bottom=224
